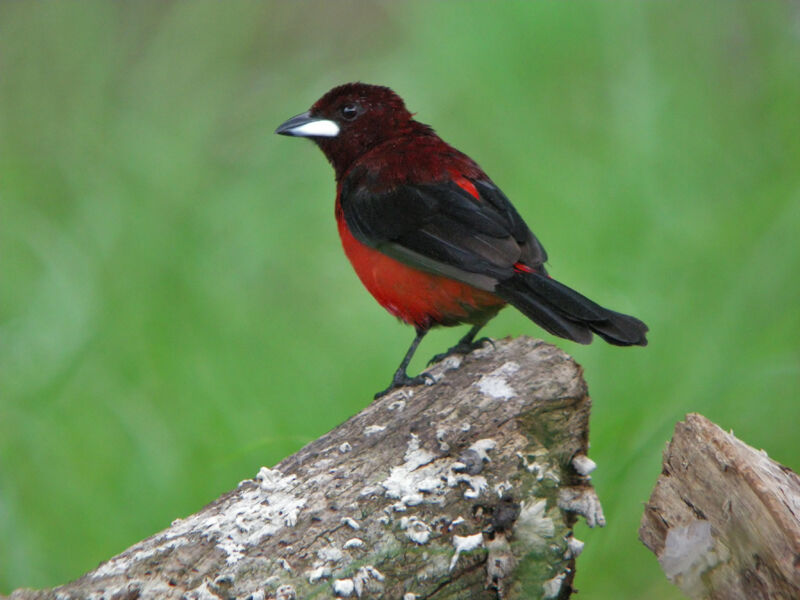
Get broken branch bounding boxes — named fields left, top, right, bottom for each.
left=640, top=413, right=800, bottom=600
left=5, top=337, right=601, bottom=600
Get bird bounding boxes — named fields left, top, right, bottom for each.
left=276, top=83, right=648, bottom=398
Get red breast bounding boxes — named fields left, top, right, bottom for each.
left=334, top=178, right=506, bottom=329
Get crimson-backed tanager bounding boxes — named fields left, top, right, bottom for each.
left=276, top=83, right=648, bottom=398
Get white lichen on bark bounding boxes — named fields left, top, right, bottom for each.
left=4, top=337, right=600, bottom=600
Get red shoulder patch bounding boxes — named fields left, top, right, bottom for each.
left=450, top=172, right=480, bottom=200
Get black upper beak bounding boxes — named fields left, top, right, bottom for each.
left=275, top=111, right=314, bottom=136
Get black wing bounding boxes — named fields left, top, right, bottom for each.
left=340, top=170, right=547, bottom=291
left=340, top=167, right=648, bottom=346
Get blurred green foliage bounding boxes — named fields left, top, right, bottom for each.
left=1, top=2, right=798, bottom=598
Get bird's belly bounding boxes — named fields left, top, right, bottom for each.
left=337, top=218, right=505, bottom=329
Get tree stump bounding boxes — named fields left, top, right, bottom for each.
left=5, top=337, right=603, bottom=600
left=640, top=413, right=800, bottom=600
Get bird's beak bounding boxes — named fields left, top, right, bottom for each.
left=275, top=111, right=340, bottom=138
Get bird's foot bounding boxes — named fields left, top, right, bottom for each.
left=374, top=371, right=435, bottom=400
left=428, top=337, right=495, bottom=366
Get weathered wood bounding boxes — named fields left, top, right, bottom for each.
left=640, top=413, right=800, bottom=600
left=5, top=337, right=603, bottom=600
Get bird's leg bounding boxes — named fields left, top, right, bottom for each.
left=428, top=320, right=495, bottom=365
left=375, top=327, right=434, bottom=399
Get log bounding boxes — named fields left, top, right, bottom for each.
left=5, top=337, right=604, bottom=600
left=640, top=413, right=800, bottom=600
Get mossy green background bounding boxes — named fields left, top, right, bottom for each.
left=1, top=2, right=798, bottom=598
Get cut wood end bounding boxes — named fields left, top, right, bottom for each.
left=640, top=412, right=800, bottom=600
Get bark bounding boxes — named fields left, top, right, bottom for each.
left=5, top=337, right=603, bottom=600
left=640, top=413, right=800, bottom=600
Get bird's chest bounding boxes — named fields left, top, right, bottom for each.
left=334, top=201, right=504, bottom=329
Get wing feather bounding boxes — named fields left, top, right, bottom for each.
left=340, top=170, right=547, bottom=289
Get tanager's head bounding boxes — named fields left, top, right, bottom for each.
left=276, top=83, right=428, bottom=176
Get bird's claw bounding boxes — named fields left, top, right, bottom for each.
left=428, top=337, right=495, bottom=365
left=473, top=336, right=496, bottom=350
left=374, top=371, right=435, bottom=400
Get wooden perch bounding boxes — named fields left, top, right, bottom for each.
left=640, top=413, right=800, bottom=600
left=5, top=337, right=603, bottom=600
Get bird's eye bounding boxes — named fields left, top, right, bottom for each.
left=340, top=104, right=359, bottom=120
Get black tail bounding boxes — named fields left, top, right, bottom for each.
left=495, top=271, right=648, bottom=346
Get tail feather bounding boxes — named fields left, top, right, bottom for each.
left=496, top=271, right=648, bottom=346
